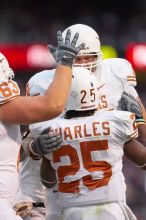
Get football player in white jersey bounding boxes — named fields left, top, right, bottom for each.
left=15, top=69, right=63, bottom=220
left=13, top=70, right=63, bottom=220
left=0, top=29, right=85, bottom=220
left=22, top=24, right=146, bottom=220
left=61, top=24, right=146, bottom=211
left=49, top=23, right=146, bottom=120
left=29, top=66, right=146, bottom=220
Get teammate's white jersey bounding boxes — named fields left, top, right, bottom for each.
left=18, top=158, right=46, bottom=203
left=30, top=110, right=138, bottom=208
left=0, top=79, right=21, bottom=202
left=97, top=58, right=137, bottom=111
left=26, top=69, right=55, bottom=96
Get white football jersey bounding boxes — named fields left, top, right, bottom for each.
left=30, top=110, right=138, bottom=208
left=26, top=69, right=55, bottom=96
left=0, top=79, right=21, bottom=202
left=18, top=158, right=46, bottom=202
left=97, top=58, right=138, bottom=111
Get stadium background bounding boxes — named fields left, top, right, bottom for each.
left=0, top=0, right=146, bottom=219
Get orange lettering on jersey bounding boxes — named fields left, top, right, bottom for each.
left=74, top=125, right=82, bottom=138
left=8, top=80, right=19, bottom=94
left=100, top=95, right=108, bottom=108
left=81, top=140, right=111, bottom=190
left=84, top=124, right=92, bottom=137
left=97, top=102, right=102, bottom=110
left=92, top=122, right=101, bottom=136
left=64, top=127, right=73, bottom=141
left=53, top=145, right=80, bottom=193
left=54, top=127, right=62, bottom=136
left=102, top=122, right=110, bottom=135
left=0, top=82, right=13, bottom=97
left=53, top=140, right=112, bottom=193
left=63, top=121, right=111, bottom=140
left=97, top=95, right=108, bottom=111
left=0, top=81, right=19, bottom=98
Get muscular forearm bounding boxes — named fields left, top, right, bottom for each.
left=124, top=139, right=146, bottom=170
left=137, top=124, right=146, bottom=147
left=44, top=65, right=72, bottom=113
left=0, top=65, right=72, bottom=124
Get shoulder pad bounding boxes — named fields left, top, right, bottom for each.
left=27, top=69, right=56, bottom=96
left=0, top=80, right=20, bottom=104
left=102, top=58, right=137, bottom=86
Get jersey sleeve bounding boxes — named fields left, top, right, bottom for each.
left=124, top=86, right=138, bottom=98
left=0, top=80, right=20, bottom=105
left=111, top=58, right=137, bottom=87
left=112, top=111, right=138, bottom=144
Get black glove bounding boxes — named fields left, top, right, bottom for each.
left=31, top=128, right=63, bottom=156
left=118, top=91, right=145, bottom=124
left=49, top=29, right=85, bottom=68
left=47, top=45, right=58, bottom=62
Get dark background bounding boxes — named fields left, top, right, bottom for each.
left=0, top=0, right=146, bottom=219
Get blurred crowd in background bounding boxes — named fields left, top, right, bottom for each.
left=0, top=0, right=146, bottom=219
left=1, top=0, right=146, bottom=53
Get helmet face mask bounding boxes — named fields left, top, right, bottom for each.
left=65, top=67, right=99, bottom=112
left=62, top=24, right=102, bottom=74
left=74, top=53, right=102, bottom=74
left=0, top=53, right=15, bottom=80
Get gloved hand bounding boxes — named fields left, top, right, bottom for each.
left=13, top=202, right=33, bottom=217
left=118, top=91, right=145, bottom=124
left=49, top=29, right=85, bottom=68
left=48, top=45, right=57, bottom=62
left=31, top=128, right=63, bottom=156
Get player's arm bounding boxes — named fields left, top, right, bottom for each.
left=21, top=128, right=58, bottom=188
left=136, top=124, right=146, bottom=147
left=119, top=92, right=146, bottom=169
left=0, top=65, right=71, bottom=124
left=118, top=91, right=146, bottom=143
left=124, top=136, right=146, bottom=170
left=40, top=156, right=57, bottom=188
left=136, top=96, right=146, bottom=121
left=21, top=128, right=59, bottom=188
left=0, top=29, right=85, bottom=124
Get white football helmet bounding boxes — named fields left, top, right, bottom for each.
left=0, top=52, right=15, bottom=80
left=65, top=67, right=99, bottom=112
left=28, top=69, right=55, bottom=96
left=62, top=24, right=102, bottom=74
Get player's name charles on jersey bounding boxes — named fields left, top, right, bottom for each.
left=50, top=121, right=110, bottom=141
